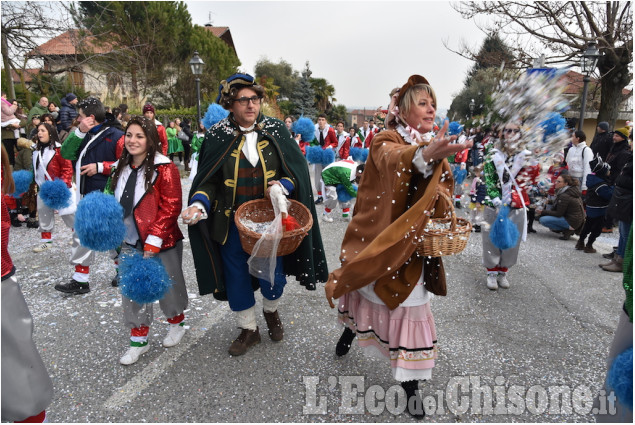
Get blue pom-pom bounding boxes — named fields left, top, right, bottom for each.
left=39, top=179, right=71, bottom=210
left=306, top=146, right=323, bottom=164
left=539, top=112, right=567, bottom=143
left=75, top=191, right=126, bottom=251
left=359, top=148, right=369, bottom=163
left=202, top=103, right=228, bottom=129
left=489, top=205, right=520, bottom=250
left=448, top=121, right=464, bottom=136
left=336, top=184, right=357, bottom=203
left=322, top=148, right=335, bottom=165
left=607, top=347, right=633, bottom=410
left=12, top=170, right=33, bottom=198
left=350, top=147, right=361, bottom=161
left=119, top=251, right=173, bottom=304
left=293, top=117, right=315, bottom=142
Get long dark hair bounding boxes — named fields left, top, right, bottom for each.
left=35, top=122, right=61, bottom=151
left=108, top=116, right=160, bottom=194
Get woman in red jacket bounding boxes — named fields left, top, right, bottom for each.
left=31, top=122, right=76, bottom=253
left=108, top=116, right=188, bottom=365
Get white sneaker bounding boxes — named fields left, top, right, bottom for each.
left=163, top=324, right=186, bottom=347
left=497, top=273, right=510, bottom=289
left=120, top=344, right=150, bottom=365
left=486, top=274, right=498, bottom=290
left=33, top=242, right=52, bottom=253
left=322, top=212, right=333, bottom=223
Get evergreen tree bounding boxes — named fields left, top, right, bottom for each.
left=463, top=33, right=515, bottom=87
left=290, top=62, right=317, bottom=120
left=448, top=33, right=515, bottom=120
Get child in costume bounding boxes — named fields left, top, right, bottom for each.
left=546, top=152, right=568, bottom=204
left=31, top=123, right=80, bottom=267
left=321, top=159, right=363, bottom=222
left=469, top=165, right=486, bottom=232
left=481, top=122, right=530, bottom=291
left=452, top=161, right=467, bottom=208
left=107, top=116, right=188, bottom=365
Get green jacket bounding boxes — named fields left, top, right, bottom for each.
left=322, top=160, right=357, bottom=197
left=191, top=134, right=204, bottom=154
left=188, top=112, right=328, bottom=299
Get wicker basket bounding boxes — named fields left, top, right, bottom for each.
left=234, top=198, right=313, bottom=257
left=416, top=192, right=472, bottom=257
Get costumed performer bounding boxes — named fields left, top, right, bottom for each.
left=106, top=116, right=188, bottom=365
left=181, top=73, right=328, bottom=356
left=31, top=123, right=79, bottom=262
left=320, top=158, right=363, bottom=222
left=324, top=75, right=473, bottom=419
left=481, top=122, right=531, bottom=290
left=312, top=113, right=338, bottom=204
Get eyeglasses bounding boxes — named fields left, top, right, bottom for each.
left=234, top=96, right=262, bottom=106
left=504, top=128, right=521, bottom=134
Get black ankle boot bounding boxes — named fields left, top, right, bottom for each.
left=335, top=328, right=356, bottom=356
left=401, top=380, right=425, bottom=419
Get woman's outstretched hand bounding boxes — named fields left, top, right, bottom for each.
left=421, top=120, right=473, bottom=164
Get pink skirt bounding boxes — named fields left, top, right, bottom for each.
left=338, top=290, right=437, bottom=381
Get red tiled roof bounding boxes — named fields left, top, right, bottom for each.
left=29, top=30, right=110, bottom=57
left=563, top=70, right=630, bottom=96
left=204, top=25, right=228, bottom=37
left=563, top=70, right=590, bottom=95
left=10, top=69, right=40, bottom=84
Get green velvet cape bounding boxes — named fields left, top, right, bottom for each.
left=188, top=112, right=328, bottom=299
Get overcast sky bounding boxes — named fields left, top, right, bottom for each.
left=186, top=0, right=491, bottom=113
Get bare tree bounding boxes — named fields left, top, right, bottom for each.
left=451, top=1, right=632, bottom=126
left=1, top=1, right=70, bottom=103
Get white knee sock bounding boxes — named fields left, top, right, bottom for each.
left=262, top=297, right=280, bottom=313
left=236, top=306, right=257, bottom=330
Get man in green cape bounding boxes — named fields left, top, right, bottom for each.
left=182, top=73, right=328, bottom=356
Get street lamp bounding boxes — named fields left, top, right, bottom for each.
left=469, top=98, right=475, bottom=118
left=189, top=51, right=205, bottom=125
left=578, top=41, right=600, bottom=131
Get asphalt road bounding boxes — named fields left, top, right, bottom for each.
left=8, top=172, right=624, bottom=423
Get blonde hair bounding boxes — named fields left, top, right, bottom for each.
left=397, top=84, right=437, bottom=126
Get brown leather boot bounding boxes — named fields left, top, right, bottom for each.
left=559, top=229, right=574, bottom=240
left=584, top=244, right=596, bottom=254
left=263, top=310, right=284, bottom=341
left=228, top=327, right=261, bottom=356
left=575, top=239, right=585, bottom=250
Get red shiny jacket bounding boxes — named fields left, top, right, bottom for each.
left=338, top=136, right=351, bottom=160
left=34, top=146, right=73, bottom=187
left=128, top=160, right=183, bottom=251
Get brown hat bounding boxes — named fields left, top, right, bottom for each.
left=396, top=75, right=430, bottom=107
